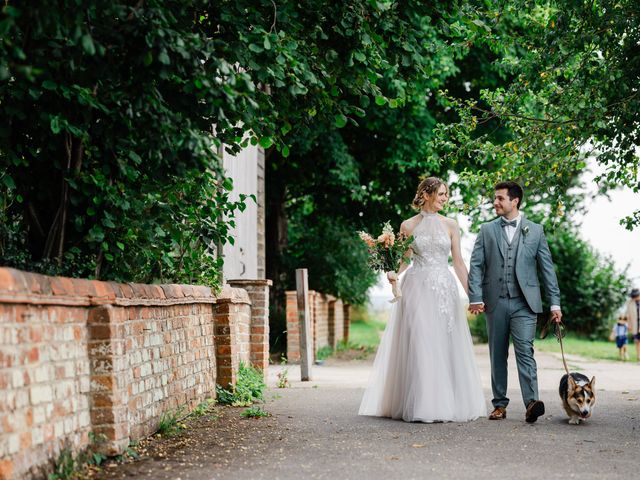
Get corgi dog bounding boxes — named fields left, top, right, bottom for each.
left=559, top=372, right=596, bottom=425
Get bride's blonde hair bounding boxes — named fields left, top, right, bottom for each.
left=412, top=176, right=447, bottom=210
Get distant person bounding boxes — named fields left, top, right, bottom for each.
left=610, top=315, right=629, bottom=361
left=626, top=288, right=640, bottom=361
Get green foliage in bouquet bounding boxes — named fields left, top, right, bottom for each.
left=358, top=222, right=414, bottom=273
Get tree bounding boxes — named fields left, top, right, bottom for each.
left=432, top=0, right=640, bottom=228
left=544, top=223, right=629, bottom=337
left=2, top=1, right=468, bottom=285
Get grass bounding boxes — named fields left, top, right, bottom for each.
left=349, top=306, right=387, bottom=348
left=536, top=333, right=636, bottom=362
left=316, top=346, right=333, bottom=361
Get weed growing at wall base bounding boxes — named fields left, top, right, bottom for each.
left=216, top=362, right=266, bottom=407
left=276, top=356, right=290, bottom=388
left=241, top=406, right=271, bottom=418
left=156, top=406, right=187, bottom=437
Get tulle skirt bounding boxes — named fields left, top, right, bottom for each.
left=358, top=266, right=487, bottom=422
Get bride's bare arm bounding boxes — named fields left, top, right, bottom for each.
left=387, top=220, right=414, bottom=282
left=449, top=219, right=469, bottom=295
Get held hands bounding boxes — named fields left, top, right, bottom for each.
left=468, top=303, right=485, bottom=314
left=386, top=271, right=398, bottom=284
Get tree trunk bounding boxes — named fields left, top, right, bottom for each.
left=265, top=154, right=289, bottom=351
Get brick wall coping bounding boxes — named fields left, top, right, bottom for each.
left=216, top=284, right=251, bottom=305
left=228, top=278, right=273, bottom=287
left=0, top=267, right=239, bottom=307
left=285, top=290, right=337, bottom=302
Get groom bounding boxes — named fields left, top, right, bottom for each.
left=468, top=181, right=562, bottom=423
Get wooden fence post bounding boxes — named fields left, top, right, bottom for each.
left=296, top=268, right=313, bottom=381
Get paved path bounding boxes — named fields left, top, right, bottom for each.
left=100, top=346, right=640, bottom=480
left=240, top=345, right=640, bottom=480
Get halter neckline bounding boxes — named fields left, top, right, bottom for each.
left=420, top=211, right=438, bottom=217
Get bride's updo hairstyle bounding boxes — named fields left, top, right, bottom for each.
left=412, top=176, right=447, bottom=210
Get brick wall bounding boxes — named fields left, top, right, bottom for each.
left=0, top=268, right=268, bottom=480
left=285, top=290, right=350, bottom=363
left=227, top=279, right=271, bottom=373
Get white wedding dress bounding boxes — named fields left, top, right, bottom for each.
left=359, top=212, right=486, bottom=422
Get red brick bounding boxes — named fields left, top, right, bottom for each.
left=118, top=283, right=134, bottom=298
left=20, top=431, right=32, bottom=449
left=91, top=407, right=116, bottom=425
left=161, top=284, right=184, bottom=298
left=130, top=283, right=148, bottom=298
left=92, top=281, right=116, bottom=300
left=216, top=345, right=233, bottom=356
left=0, top=459, right=14, bottom=479
left=26, top=347, right=39, bottom=363
left=92, top=392, right=116, bottom=408
left=71, top=278, right=97, bottom=297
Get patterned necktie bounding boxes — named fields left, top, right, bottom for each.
left=501, top=219, right=517, bottom=228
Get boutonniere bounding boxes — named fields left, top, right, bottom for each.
left=522, top=225, right=530, bottom=236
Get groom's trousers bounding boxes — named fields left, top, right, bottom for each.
left=486, top=295, right=539, bottom=408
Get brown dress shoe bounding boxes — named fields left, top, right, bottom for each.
left=525, top=400, right=545, bottom=423
left=488, top=407, right=507, bottom=420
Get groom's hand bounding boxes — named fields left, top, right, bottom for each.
left=468, top=303, right=484, bottom=314
left=550, top=309, right=563, bottom=323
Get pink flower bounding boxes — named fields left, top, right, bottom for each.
left=358, top=231, right=376, bottom=248
left=377, top=232, right=395, bottom=247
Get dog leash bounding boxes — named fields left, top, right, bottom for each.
left=554, top=320, right=570, bottom=375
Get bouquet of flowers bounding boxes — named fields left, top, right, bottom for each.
left=358, top=222, right=414, bottom=303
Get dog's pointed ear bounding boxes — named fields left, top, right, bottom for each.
left=567, top=374, right=576, bottom=390
left=589, top=376, right=596, bottom=389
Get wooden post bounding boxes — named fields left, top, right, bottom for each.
left=296, top=268, right=313, bottom=381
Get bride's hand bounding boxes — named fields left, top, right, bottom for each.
left=386, top=271, right=398, bottom=283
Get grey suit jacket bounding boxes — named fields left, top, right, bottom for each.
left=468, top=216, right=561, bottom=314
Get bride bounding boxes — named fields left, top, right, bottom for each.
left=358, top=177, right=486, bottom=423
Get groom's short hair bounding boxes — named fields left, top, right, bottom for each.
left=494, top=181, right=524, bottom=207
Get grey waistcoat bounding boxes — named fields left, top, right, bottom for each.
left=499, top=226, right=523, bottom=298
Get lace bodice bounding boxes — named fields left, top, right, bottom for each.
left=407, top=211, right=457, bottom=333
left=411, top=212, right=451, bottom=270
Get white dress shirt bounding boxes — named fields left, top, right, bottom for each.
left=502, top=214, right=521, bottom=243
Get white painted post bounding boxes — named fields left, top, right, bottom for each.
left=296, top=268, right=313, bottom=381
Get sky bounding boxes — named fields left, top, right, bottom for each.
left=369, top=164, right=639, bottom=309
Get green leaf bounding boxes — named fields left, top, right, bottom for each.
left=374, top=96, right=387, bottom=106
left=259, top=137, right=274, bottom=149
left=50, top=116, right=61, bottom=134
left=282, top=145, right=290, bottom=158
left=143, top=51, right=153, bottom=66
left=158, top=50, right=170, bottom=65
left=334, top=114, right=348, bottom=128
left=264, top=37, right=271, bottom=50
left=42, top=80, right=57, bottom=90
left=81, top=34, right=96, bottom=55
left=2, top=174, right=16, bottom=189
left=222, top=178, right=233, bottom=191
left=128, top=151, right=142, bottom=164
left=280, top=123, right=292, bottom=136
